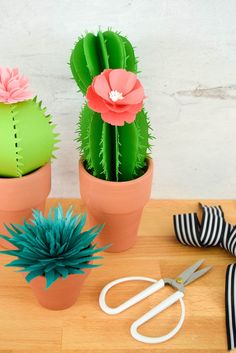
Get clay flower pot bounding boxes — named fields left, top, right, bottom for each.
left=0, top=163, right=51, bottom=248
left=79, top=158, right=153, bottom=252
left=1, top=205, right=105, bottom=310
left=29, top=270, right=91, bottom=310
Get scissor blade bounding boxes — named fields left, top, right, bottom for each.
left=177, top=259, right=205, bottom=283
left=183, top=265, right=212, bottom=286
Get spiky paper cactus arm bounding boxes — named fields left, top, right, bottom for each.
left=70, top=30, right=138, bottom=95
left=0, top=205, right=109, bottom=288
left=0, top=98, right=59, bottom=177
left=71, top=30, right=153, bottom=182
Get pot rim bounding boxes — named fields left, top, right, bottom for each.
left=79, top=157, right=153, bottom=186
left=27, top=261, right=92, bottom=284
left=30, top=272, right=88, bottom=281
left=0, top=162, right=50, bottom=183
left=29, top=269, right=91, bottom=288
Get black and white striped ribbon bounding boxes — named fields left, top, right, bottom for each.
left=173, top=203, right=236, bottom=256
left=226, top=264, right=236, bottom=350
left=173, top=203, right=236, bottom=350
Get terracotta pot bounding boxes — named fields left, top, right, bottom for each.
left=29, top=270, right=91, bottom=310
left=79, top=158, right=153, bottom=252
left=0, top=163, right=51, bottom=249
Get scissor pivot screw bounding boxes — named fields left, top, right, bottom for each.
left=176, top=277, right=184, bottom=284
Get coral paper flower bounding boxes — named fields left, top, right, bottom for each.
left=0, top=67, right=32, bottom=104
left=86, top=69, right=145, bottom=126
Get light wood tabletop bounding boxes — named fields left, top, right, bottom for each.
left=0, top=199, right=235, bottom=353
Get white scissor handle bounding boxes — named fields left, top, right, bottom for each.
left=99, top=276, right=165, bottom=315
left=131, top=290, right=185, bottom=344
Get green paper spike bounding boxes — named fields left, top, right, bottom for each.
left=70, top=29, right=153, bottom=182
left=0, top=98, right=58, bottom=177
left=0, top=205, right=109, bottom=288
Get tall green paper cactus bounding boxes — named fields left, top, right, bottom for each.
left=70, top=30, right=152, bottom=181
left=0, top=98, right=58, bottom=177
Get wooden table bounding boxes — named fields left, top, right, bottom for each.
left=0, top=199, right=235, bottom=353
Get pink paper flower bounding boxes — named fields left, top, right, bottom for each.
left=0, top=67, right=32, bottom=104
left=86, top=69, right=145, bottom=126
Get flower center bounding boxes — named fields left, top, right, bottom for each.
left=109, top=90, right=124, bottom=102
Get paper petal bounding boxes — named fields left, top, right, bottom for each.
left=109, top=69, right=137, bottom=95
left=87, top=86, right=108, bottom=113
left=93, top=73, right=111, bottom=101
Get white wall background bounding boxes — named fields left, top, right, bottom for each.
left=1, top=0, right=236, bottom=198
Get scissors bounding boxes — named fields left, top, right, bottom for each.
left=99, top=259, right=212, bottom=344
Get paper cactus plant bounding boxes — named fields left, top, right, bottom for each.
left=0, top=67, right=58, bottom=177
left=70, top=30, right=153, bottom=181
left=0, top=205, right=109, bottom=288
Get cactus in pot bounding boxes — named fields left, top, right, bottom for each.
left=70, top=30, right=152, bottom=181
left=70, top=30, right=154, bottom=252
left=0, top=205, right=109, bottom=310
left=0, top=67, right=59, bottom=247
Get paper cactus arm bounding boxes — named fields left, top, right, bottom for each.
left=70, top=38, right=91, bottom=94
left=70, top=30, right=138, bottom=95
left=0, top=98, right=58, bottom=177
left=119, top=35, right=137, bottom=72
left=78, top=104, right=104, bottom=177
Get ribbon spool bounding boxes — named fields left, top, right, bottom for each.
left=173, top=203, right=236, bottom=351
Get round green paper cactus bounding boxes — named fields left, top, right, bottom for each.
left=70, top=30, right=153, bottom=182
left=0, top=68, right=58, bottom=177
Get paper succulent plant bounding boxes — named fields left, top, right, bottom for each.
left=70, top=30, right=153, bottom=182
left=0, top=205, right=108, bottom=288
left=0, top=67, right=59, bottom=177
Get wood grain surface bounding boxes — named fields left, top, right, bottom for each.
left=0, top=199, right=235, bottom=353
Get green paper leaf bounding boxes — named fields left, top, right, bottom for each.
left=97, top=31, right=109, bottom=70
left=46, top=270, right=60, bottom=288
left=70, top=38, right=92, bottom=94
left=103, top=31, right=126, bottom=68
left=83, top=33, right=102, bottom=77
left=134, top=109, right=150, bottom=176
left=120, top=35, right=138, bottom=73
left=101, top=122, right=112, bottom=180
left=118, top=122, right=138, bottom=181
left=25, top=270, right=44, bottom=283
left=90, top=112, right=104, bottom=177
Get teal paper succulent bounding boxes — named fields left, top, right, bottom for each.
left=0, top=205, right=108, bottom=288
